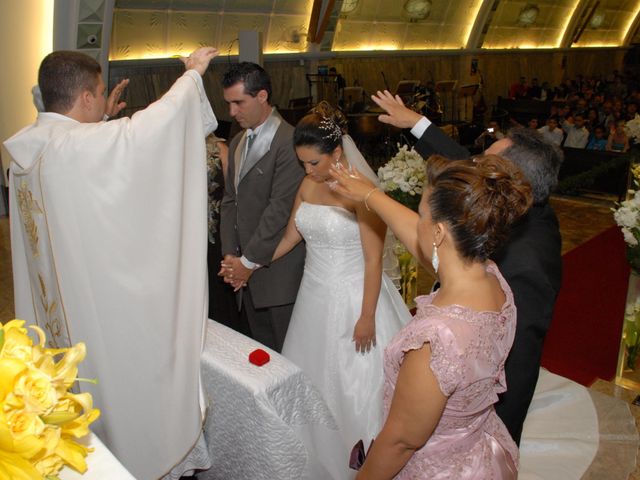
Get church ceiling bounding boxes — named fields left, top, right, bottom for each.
left=109, top=0, right=640, bottom=60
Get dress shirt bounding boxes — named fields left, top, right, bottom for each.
left=410, top=116, right=432, bottom=139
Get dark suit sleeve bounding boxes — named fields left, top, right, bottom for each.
left=414, top=124, right=470, bottom=160
left=493, top=207, right=562, bottom=444
left=495, top=263, right=558, bottom=444
left=243, top=137, right=304, bottom=266
left=220, top=139, right=239, bottom=257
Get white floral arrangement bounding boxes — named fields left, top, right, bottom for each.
left=377, top=145, right=426, bottom=211
left=613, top=165, right=640, bottom=271
left=624, top=114, right=640, bottom=143
left=614, top=189, right=640, bottom=247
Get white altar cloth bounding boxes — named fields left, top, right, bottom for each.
left=199, top=320, right=342, bottom=480
left=60, top=432, right=135, bottom=479
left=520, top=369, right=638, bottom=480
left=199, top=323, right=638, bottom=480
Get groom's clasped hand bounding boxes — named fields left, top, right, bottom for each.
left=218, top=255, right=250, bottom=292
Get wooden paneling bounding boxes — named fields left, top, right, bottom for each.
left=109, top=48, right=626, bottom=127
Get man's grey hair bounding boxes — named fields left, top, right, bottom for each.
left=500, top=127, right=563, bottom=204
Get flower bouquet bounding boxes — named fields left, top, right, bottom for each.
left=0, top=320, right=100, bottom=479
left=378, top=145, right=426, bottom=307
left=377, top=144, right=426, bottom=212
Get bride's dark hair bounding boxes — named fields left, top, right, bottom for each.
left=294, top=101, right=347, bottom=154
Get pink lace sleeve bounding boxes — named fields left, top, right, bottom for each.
left=396, top=316, right=462, bottom=396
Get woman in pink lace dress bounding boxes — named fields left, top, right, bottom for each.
left=329, top=154, right=532, bottom=479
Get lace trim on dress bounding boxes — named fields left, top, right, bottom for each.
left=397, top=318, right=461, bottom=396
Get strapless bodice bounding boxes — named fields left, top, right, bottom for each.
left=295, top=201, right=363, bottom=281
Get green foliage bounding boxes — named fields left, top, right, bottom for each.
left=387, top=190, right=421, bottom=212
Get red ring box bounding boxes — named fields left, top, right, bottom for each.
left=249, top=348, right=270, bottom=366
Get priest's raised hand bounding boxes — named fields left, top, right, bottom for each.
left=180, top=46, right=219, bottom=76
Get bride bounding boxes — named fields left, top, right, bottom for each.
left=273, top=103, right=411, bottom=478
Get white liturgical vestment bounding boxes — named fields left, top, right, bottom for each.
left=5, top=70, right=216, bottom=479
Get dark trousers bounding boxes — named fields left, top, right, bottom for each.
left=207, top=241, right=249, bottom=335
left=240, top=287, right=294, bottom=353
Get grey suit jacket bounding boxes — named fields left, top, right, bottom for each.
left=220, top=114, right=305, bottom=309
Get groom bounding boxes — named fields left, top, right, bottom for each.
left=219, top=62, right=305, bottom=352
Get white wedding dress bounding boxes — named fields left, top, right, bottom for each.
left=282, top=200, right=411, bottom=479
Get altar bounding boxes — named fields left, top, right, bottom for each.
left=50, top=319, right=639, bottom=479
left=196, top=320, right=639, bottom=480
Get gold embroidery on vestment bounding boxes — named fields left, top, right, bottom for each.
left=37, top=273, right=62, bottom=349
left=17, top=181, right=43, bottom=257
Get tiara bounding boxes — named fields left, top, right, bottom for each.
left=319, top=116, right=342, bottom=142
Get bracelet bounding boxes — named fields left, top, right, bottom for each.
left=363, top=187, right=379, bottom=212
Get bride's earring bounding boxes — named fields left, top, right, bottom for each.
left=431, top=242, right=439, bottom=273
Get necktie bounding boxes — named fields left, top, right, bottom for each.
left=237, top=132, right=255, bottom=188
left=247, top=132, right=256, bottom=152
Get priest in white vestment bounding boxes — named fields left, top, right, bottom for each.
left=4, top=47, right=219, bottom=479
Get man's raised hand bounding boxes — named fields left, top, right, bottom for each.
left=371, top=90, right=423, bottom=129
left=105, top=78, right=129, bottom=118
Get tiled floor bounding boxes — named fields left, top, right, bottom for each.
left=0, top=193, right=634, bottom=477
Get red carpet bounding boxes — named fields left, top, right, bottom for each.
left=541, top=225, right=630, bottom=386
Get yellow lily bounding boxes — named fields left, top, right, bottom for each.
left=0, top=449, right=42, bottom=479
left=0, top=321, right=34, bottom=364
left=0, top=358, right=27, bottom=402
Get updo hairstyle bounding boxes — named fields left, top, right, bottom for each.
left=293, top=101, right=347, bottom=154
left=426, top=154, right=533, bottom=262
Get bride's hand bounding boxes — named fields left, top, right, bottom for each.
left=352, top=315, right=376, bottom=354
left=328, top=164, right=378, bottom=203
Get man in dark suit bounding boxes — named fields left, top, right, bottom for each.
left=371, top=90, right=563, bottom=445
left=219, top=62, right=305, bottom=352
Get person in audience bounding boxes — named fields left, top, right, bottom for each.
left=586, top=125, right=608, bottom=151
left=527, top=77, right=542, bottom=100
left=368, top=90, right=563, bottom=446
left=206, top=133, right=245, bottom=333
left=474, top=120, right=505, bottom=151
left=537, top=117, right=564, bottom=146
left=219, top=62, right=305, bottom=353
left=601, top=100, right=616, bottom=127
left=329, top=154, right=532, bottom=479
left=608, top=75, right=628, bottom=99
left=553, top=81, right=569, bottom=101
left=271, top=103, right=411, bottom=478
left=509, top=76, right=528, bottom=99
left=607, top=119, right=630, bottom=152
left=574, top=98, right=588, bottom=117
left=613, top=99, right=624, bottom=121
left=561, top=113, right=589, bottom=149
left=5, top=47, right=218, bottom=479
left=586, top=108, right=599, bottom=128
left=624, top=101, right=638, bottom=121
left=527, top=117, right=539, bottom=130
left=539, top=81, right=551, bottom=101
